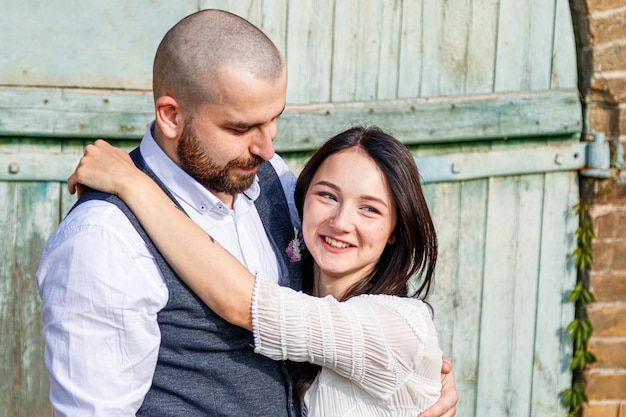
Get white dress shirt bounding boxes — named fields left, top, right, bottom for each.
left=36, top=123, right=299, bottom=416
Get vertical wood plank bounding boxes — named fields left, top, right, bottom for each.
left=351, top=1, right=383, bottom=101
left=494, top=0, right=530, bottom=92
left=397, top=0, right=423, bottom=98
left=330, top=0, right=360, bottom=101
left=464, top=0, right=499, bottom=94
left=420, top=0, right=445, bottom=96
left=439, top=0, right=471, bottom=96
left=550, top=0, right=578, bottom=89
left=0, top=178, right=61, bottom=417
left=530, top=171, right=577, bottom=416
left=375, top=0, right=402, bottom=100
left=494, top=0, right=557, bottom=92
left=284, top=0, right=335, bottom=104
left=508, top=174, right=544, bottom=416
left=476, top=175, right=521, bottom=416
left=452, top=179, right=488, bottom=417
left=333, top=0, right=399, bottom=102
left=429, top=182, right=462, bottom=355
left=430, top=178, right=488, bottom=417
left=526, top=0, right=557, bottom=90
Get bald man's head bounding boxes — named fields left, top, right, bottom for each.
left=153, top=9, right=285, bottom=112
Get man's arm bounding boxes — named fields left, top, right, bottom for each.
left=37, top=202, right=166, bottom=416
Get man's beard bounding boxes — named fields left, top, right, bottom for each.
left=176, top=122, right=264, bottom=195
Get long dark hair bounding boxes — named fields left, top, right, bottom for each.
left=289, top=126, right=438, bottom=397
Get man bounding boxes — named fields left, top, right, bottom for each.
left=37, top=9, right=457, bottom=416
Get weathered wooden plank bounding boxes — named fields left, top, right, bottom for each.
left=333, top=0, right=398, bottom=102
left=494, top=0, right=557, bottom=92
left=0, top=0, right=195, bottom=90
left=283, top=0, right=334, bottom=104
left=416, top=142, right=585, bottom=183
left=352, top=1, right=386, bottom=101
left=330, top=0, right=360, bottom=101
left=551, top=0, right=579, bottom=89
left=397, top=0, right=423, bottom=98
left=476, top=175, right=521, bottom=416
left=0, top=180, right=60, bottom=417
left=376, top=0, right=403, bottom=100
left=450, top=179, right=488, bottom=417
left=428, top=178, right=488, bottom=417
left=0, top=141, right=586, bottom=184
left=527, top=0, right=558, bottom=91
left=420, top=0, right=445, bottom=96
left=530, top=171, right=577, bottom=416
left=428, top=182, right=463, bottom=353
left=0, top=87, right=582, bottom=149
left=508, top=174, right=544, bottom=416
left=465, top=0, right=499, bottom=94
left=494, top=0, right=530, bottom=92
left=439, top=0, right=471, bottom=96
left=275, top=90, right=582, bottom=150
left=0, top=87, right=154, bottom=139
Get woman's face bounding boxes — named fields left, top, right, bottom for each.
left=302, top=147, right=397, bottom=298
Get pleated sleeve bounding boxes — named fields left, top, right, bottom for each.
left=251, top=277, right=442, bottom=402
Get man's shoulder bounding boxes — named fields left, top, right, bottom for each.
left=47, top=197, right=142, bottom=250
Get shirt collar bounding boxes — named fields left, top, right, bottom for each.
left=139, top=121, right=261, bottom=216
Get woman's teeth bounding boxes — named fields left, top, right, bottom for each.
left=324, top=237, right=350, bottom=249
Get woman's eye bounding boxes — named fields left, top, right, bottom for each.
left=319, top=192, right=336, bottom=201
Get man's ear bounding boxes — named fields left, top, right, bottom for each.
left=155, top=95, right=184, bottom=140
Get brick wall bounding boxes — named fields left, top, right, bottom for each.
left=570, top=0, right=626, bottom=416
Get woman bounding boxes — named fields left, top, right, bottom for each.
left=69, top=126, right=443, bottom=416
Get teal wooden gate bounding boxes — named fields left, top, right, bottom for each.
left=0, top=1, right=583, bottom=415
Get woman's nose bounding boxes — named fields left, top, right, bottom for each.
left=329, top=207, right=354, bottom=232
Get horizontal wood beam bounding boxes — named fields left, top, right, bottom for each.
left=0, top=142, right=587, bottom=183
left=0, top=87, right=582, bottom=150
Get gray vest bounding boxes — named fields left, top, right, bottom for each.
left=75, top=148, right=302, bottom=417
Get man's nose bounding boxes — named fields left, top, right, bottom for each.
left=250, top=122, right=276, bottom=161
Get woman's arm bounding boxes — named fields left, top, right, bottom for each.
left=68, top=140, right=255, bottom=330
left=253, top=278, right=442, bottom=403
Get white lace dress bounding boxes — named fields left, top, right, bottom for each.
left=251, top=278, right=442, bottom=417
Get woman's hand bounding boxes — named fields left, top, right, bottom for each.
left=68, top=140, right=138, bottom=198
left=418, top=356, right=458, bottom=417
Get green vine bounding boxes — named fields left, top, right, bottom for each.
left=559, top=198, right=597, bottom=417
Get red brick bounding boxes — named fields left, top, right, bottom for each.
left=593, top=42, right=626, bottom=72
left=588, top=9, right=626, bottom=45
left=583, top=402, right=626, bottom=417
left=591, top=75, right=626, bottom=103
left=588, top=103, right=618, bottom=136
left=591, top=240, right=626, bottom=271
left=585, top=0, right=626, bottom=13
left=588, top=338, right=626, bottom=368
left=590, top=210, right=626, bottom=238
left=586, top=304, right=626, bottom=336
left=591, top=274, right=626, bottom=302
left=587, top=178, right=626, bottom=205
left=585, top=373, right=626, bottom=400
